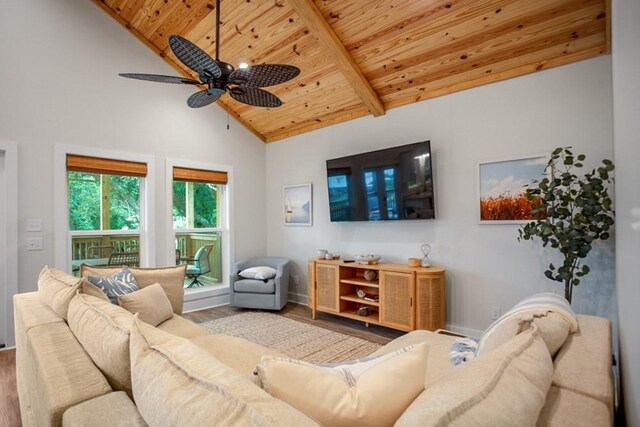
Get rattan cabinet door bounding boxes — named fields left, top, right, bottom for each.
left=415, top=272, right=445, bottom=331
left=315, top=264, right=339, bottom=313
left=380, top=271, right=415, bottom=331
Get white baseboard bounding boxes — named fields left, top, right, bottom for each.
left=288, top=292, right=308, bottom=305
left=183, top=292, right=230, bottom=313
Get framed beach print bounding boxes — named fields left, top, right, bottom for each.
left=477, top=154, right=548, bottom=224
left=284, top=183, right=313, bottom=226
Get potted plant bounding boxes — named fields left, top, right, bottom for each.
left=518, top=147, right=614, bottom=303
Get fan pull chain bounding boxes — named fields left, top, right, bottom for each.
left=227, top=110, right=230, bottom=130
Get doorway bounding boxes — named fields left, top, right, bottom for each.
left=0, top=141, right=18, bottom=348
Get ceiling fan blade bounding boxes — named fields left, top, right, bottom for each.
left=229, top=64, right=300, bottom=87
left=229, top=87, right=282, bottom=108
left=168, top=35, right=222, bottom=80
left=119, top=73, right=200, bottom=85
left=187, top=88, right=225, bottom=108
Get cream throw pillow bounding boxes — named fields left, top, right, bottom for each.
left=254, top=343, right=429, bottom=426
left=37, top=266, right=82, bottom=320
left=129, top=317, right=318, bottom=427
left=395, top=326, right=553, bottom=427
left=67, top=293, right=134, bottom=396
left=118, top=283, right=173, bottom=327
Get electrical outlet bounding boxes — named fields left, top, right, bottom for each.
left=26, top=218, right=43, bottom=232
left=27, top=237, right=43, bottom=251
left=491, top=306, right=501, bottom=320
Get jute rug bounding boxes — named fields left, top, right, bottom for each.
left=200, top=312, right=381, bottom=363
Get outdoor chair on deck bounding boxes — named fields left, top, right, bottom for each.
left=183, top=245, right=213, bottom=288
left=107, top=252, right=140, bottom=268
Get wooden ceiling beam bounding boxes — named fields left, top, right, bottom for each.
left=287, top=0, right=385, bottom=117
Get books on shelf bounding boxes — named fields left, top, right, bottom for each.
left=363, top=294, right=379, bottom=302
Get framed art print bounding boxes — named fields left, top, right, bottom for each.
left=478, top=154, right=548, bottom=224
left=284, top=183, right=312, bottom=226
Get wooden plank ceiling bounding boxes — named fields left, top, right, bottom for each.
left=93, top=0, right=609, bottom=143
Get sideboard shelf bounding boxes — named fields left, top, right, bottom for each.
left=308, top=259, right=446, bottom=332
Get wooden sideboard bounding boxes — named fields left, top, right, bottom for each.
left=308, top=259, right=446, bottom=332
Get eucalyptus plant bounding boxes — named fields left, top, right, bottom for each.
left=518, top=147, right=615, bottom=303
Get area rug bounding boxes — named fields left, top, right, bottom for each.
left=200, top=312, right=381, bottom=363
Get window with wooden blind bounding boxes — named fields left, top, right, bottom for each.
left=66, top=154, right=147, bottom=275
left=172, top=165, right=227, bottom=288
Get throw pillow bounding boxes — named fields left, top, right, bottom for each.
left=254, top=343, right=429, bottom=426
left=67, top=293, right=134, bottom=396
left=129, top=317, right=317, bottom=427
left=478, top=293, right=576, bottom=357
left=37, top=265, right=82, bottom=320
left=118, top=283, right=173, bottom=327
left=87, top=267, right=139, bottom=305
left=81, top=264, right=187, bottom=314
left=239, top=266, right=277, bottom=280
left=395, top=326, right=553, bottom=427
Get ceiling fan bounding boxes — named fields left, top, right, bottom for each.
left=119, top=0, right=300, bottom=108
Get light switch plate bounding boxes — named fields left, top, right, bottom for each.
left=26, top=218, right=43, bottom=232
left=27, top=237, right=43, bottom=251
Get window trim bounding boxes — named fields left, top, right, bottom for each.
left=0, top=140, right=18, bottom=348
left=54, top=144, right=155, bottom=272
left=165, top=158, right=233, bottom=297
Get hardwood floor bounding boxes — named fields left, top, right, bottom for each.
left=0, top=349, right=20, bottom=427
left=184, top=303, right=405, bottom=345
left=0, top=303, right=403, bottom=427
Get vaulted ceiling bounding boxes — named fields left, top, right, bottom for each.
left=93, top=0, right=609, bottom=143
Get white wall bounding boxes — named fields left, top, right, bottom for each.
left=0, top=0, right=267, bottom=293
left=612, top=0, right=640, bottom=423
left=266, top=57, right=615, bottom=336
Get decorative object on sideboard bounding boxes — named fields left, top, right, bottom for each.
left=420, top=244, right=432, bottom=268
left=517, top=147, right=615, bottom=303
left=407, top=258, right=421, bottom=267
left=356, top=289, right=366, bottom=299
left=317, top=249, right=327, bottom=259
left=324, top=253, right=333, bottom=260
left=284, top=183, right=312, bottom=226
left=353, top=254, right=381, bottom=265
left=363, top=269, right=378, bottom=281
left=478, top=154, right=549, bottom=223
left=357, top=306, right=370, bottom=317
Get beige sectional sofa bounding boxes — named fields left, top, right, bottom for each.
left=14, top=266, right=614, bottom=426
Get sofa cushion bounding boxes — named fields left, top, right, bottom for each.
left=395, top=327, right=553, bottom=427
left=255, top=343, right=429, bottom=426
left=234, top=278, right=275, bottom=294
left=156, top=315, right=210, bottom=339
left=81, top=264, right=186, bottom=314
left=118, top=283, right=173, bottom=327
left=86, top=267, right=139, bottom=305
left=62, top=391, right=147, bottom=427
left=129, top=317, right=318, bottom=427
left=37, top=266, right=82, bottom=320
left=81, top=279, right=110, bottom=301
left=537, top=385, right=611, bottom=427
left=369, top=329, right=456, bottom=384
left=67, top=293, right=134, bottom=396
left=22, top=322, right=113, bottom=427
left=190, top=334, right=287, bottom=376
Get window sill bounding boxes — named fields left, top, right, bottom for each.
left=184, top=283, right=229, bottom=302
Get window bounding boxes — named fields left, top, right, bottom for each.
left=66, top=154, right=147, bottom=276
left=172, top=166, right=228, bottom=288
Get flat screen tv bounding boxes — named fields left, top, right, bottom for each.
left=326, top=141, right=435, bottom=222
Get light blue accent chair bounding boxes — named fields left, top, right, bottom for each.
left=230, top=257, right=290, bottom=310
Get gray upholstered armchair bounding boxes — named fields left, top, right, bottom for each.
left=230, top=257, right=290, bottom=310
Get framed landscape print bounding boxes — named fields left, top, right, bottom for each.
left=284, top=183, right=312, bottom=226
left=478, top=154, right=548, bottom=224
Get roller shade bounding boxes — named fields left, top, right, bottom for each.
left=173, top=166, right=228, bottom=184
left=66, top=154, right=147, bottom=177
